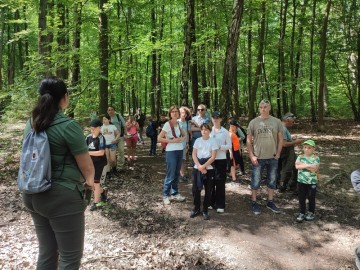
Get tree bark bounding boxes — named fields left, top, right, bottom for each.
left=38, top=0, right=51, bottom=75
left=150, top=2, right=156, bottom=115
left=71, top=2, right=82, bottom=89
left=99, top=0, right=109, bottom=115
left=317, top=0, right=331, bottom=131
left=249, top=0, right=265, bottom=120
left=0, top=8, right=5, bottom=90
left=309, top=0, right=317, bottom=122
left=220, top=0, right=244, bottom=121
left=156, top=5, right=164, bottom=117
left=180, top=0, right=195, bottom=107
left=7, top=13, right=15, bottom=85
left=56, top=2, right=68, bottom=79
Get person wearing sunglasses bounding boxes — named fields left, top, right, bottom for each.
left=247, top=99, right=283, bottom=215
left=189, top=104, right=210, bottom=154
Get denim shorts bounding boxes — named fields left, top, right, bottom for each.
left=105, top=143, right=117, bottom=151
left=251, top=158, right=278, bottom=190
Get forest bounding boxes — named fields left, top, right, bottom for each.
left=0, top=0, right=359, bottom=128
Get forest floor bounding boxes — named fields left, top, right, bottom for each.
left=1, top=119, right=360, bottom=269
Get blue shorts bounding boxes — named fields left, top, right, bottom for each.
left=251, top=158, right=278, bottom=190
left=105, top=144, right=117, bottom=151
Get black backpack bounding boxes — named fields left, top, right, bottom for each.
left=146, top=123, right=156, bottom=137
left=239, top=127, right=247, bottom=145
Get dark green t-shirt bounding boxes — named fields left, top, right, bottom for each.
left=24, top=112, right=88, bottom=191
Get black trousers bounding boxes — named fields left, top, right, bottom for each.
left=149, top=136, right=157, bottom=155
left=298, top=182, right=317, bottom=214
left=210, top=159, right=227, bottom=209
left=192, top=169, right=214, bottom=212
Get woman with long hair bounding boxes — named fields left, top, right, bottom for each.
left=125, top=115, right=140, bottom=162
left=22, top=77, right=94, bottom=269
left=158, top=105, right=186, bottom=205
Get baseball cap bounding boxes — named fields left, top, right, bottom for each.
left=212, top=111, right=222, bottom=118
left=303, top=139, right=315, bottom=148
left=90, top=119, right=103, bottom=127
left=229, top=119, right=240, bottom=127
left=282, top=112, right=296, bottom=120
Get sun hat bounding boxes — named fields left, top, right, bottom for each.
left=90, top=119, right=103, bottom=127
left=212, top=111, right=222, bottom=118
left=303, top=139, right=315, bottom=148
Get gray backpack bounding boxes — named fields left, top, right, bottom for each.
left=17, top=118, right=70, bottom=194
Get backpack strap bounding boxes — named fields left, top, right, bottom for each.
left=116, top=113, right=125, bottom=137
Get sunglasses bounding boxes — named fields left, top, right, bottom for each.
left=197, top=108, right=205, bottom=111
left=260, top=99, right=270, bottom=104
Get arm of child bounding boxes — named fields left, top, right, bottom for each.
left=89, top=149, right=105, bottom=157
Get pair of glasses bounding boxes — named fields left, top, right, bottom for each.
left=197, top=108, right=205, bottom=111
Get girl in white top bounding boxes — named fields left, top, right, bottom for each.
left=209, top=111, right=232, bottom=213
left=158, top=105, right=186, bottom=205
left=191, top=123, right=218, bottom=220
left=101, top=114, right=120, bottom=172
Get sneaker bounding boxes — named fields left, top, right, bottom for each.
left=305, top=212, right=315, bottom=221
left=163, top=196, right=171, bottom=205
left=251, top=201, right=261, bottom=215
left=180, top=176, right=188, bottom=182
left=171, top=194, right=186, bottom=202
left=190, top=209, right=200, bottom=218
left=203, top=211, right=210, bottom=220
left=90, top=203, right=97, bottom=211
left=208, top=206, right=214, bottom=210
left=296, top=213, right=305, bottom=222
left=216, top=208, right=225, bottom=213
left=266, top=201, right=281, bottom=213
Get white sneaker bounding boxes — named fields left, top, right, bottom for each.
left=217, top=208, right=225, bottom=213
left=171, top=194, right=185, bottom=202
left=163, top=197, right=171, bottom=205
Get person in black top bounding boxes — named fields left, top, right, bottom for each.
left=86, top=119, right=108, bottom=211
left=135, top=108, right=146, bottom=144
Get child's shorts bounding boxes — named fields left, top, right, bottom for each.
left=94, top=162, right=107, bottom=183
left=228, top=150, right=241, bottom=167
left=105, top=143, right=117, bottom=151
left=125, top=133, right=139, bottom=145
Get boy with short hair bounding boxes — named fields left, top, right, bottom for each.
left=86, top=119, right=108, bottom=211
left=295, top=139, right=320, bottom=222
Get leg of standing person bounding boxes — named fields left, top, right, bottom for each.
left=22, top=187, right=86, bottom=269
left=265, top=158, right=281, bottom=213
left=170, top=150, right=183, bottom=197
left=191, top=169, right=201, bottom=215
left=297, top=183, right=307, bottom=215
left=163, top=151, right=178, bottom=201
left=250, top=159, right=265, bottom=214
left=214, top=159, right=227, bottom=212
left=117, top=138, right=125, bottom=169
left=238, top=149, right=245, bottom=174
left=203, top=169, right=215, bottom=213
left=307, top=184, right=317, bottom=214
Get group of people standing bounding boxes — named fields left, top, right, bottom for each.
left=20, top=76, right=322, bottom=269
left=156, top=100, right=321, bottom=223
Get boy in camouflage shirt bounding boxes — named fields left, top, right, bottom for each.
left=295, top=139, right=320, bottom=222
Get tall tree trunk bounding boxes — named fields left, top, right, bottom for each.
left=150, top=3, right=156, bottom=116
left=180, top=0, right=194, bottom=107
left=309, top=0, right=316, bottom=122
left=99, top=0, right=109, bottom=115
left=277, top=0, right=289, bottom=117
left=317, top=0, right=331, bottom=131
left=220, top=0, right=244, bottom=121
left=249, top=0, right=265, bottom=120
left=190, top=0, right=199, bottom=110
left=289, top=0, right=296, bottom=114
left=247, top=0, right=252, bottom=117
left=14, top=10, right=24, bottom=71
left=56, top=2, right=68, bottom=79
left=71, top=2, right=82, bottom=89
left=7, top=13, right=15, bottom=85
left=0, top=8, right=5, bottom=90
left=357, top=25, right=360, bottom=121
left=38, top=0, right=51, bottom=75
left=156, top=5, right=164, bottom=117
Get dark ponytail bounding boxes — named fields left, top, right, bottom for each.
left=32, top=77, right=68, bottom=132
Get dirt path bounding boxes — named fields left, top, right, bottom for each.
left=1, top=120, right=360, bottom=269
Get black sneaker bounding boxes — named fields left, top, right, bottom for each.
left=251, top=201, right=261, bottom=215
left=90, top=203, right=97, bottom=211
left=203, top=211, right=210, bottom=220
left=101, top=189, right=108, bottom=202
left=266, top=201, right=281, bottom=213
left=190, top=209, right=200, bottom=218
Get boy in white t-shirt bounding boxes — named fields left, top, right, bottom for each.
left=191, top=123, right=218, bottom=220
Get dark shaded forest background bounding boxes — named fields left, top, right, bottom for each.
left=0, top=0, right=359, bottom=129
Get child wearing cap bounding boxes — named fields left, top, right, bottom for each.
left=86, top=119, right=108, bottom=211
left=295, top=139, right=320, bottom=222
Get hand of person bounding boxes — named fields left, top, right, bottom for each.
left=295, top=138, right=305, bottom=144
left=84, top=182, right=94, bottom=191
left=250, top=155, right=258, bottom=166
